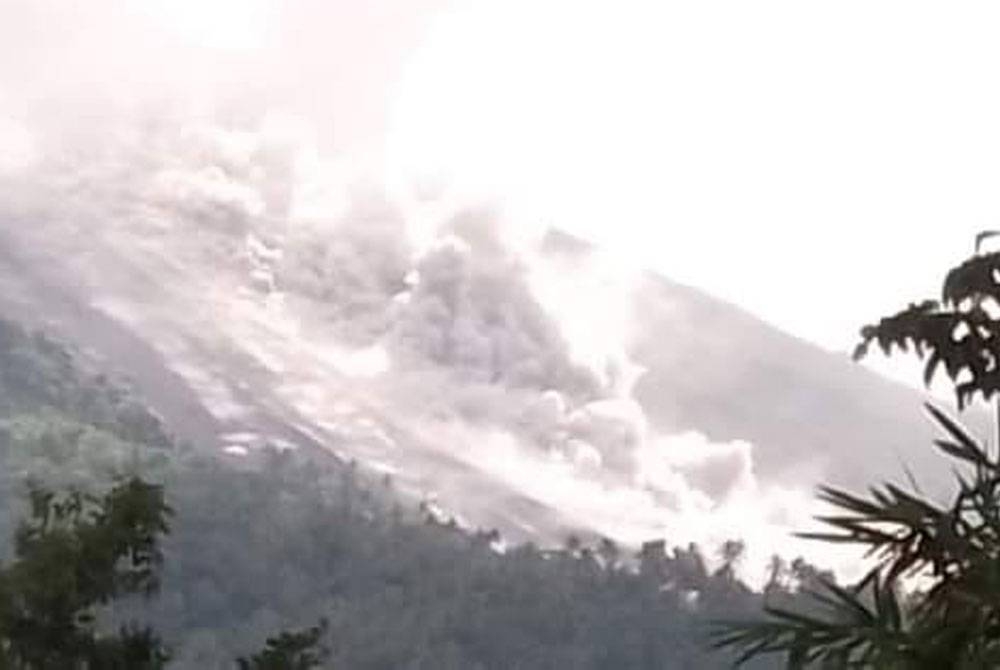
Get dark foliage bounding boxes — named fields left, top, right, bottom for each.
left=0, top=477, right=172, bottom=668
left=713, top=402, right=1000, bottom=666
left=713, top=237, right=1000, bottom=667
left=237, top=620, right=329, bottom=670
left=853, top=250, right=1000, bottom=409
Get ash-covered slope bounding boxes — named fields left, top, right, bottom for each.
left=540, top=230, right=970, bottom=495
left=0, top=118, right=972, bottom=575
left=630, top=272, right=950, bottom=489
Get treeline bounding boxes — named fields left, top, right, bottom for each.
left=0, top=315, right=805, bottom=668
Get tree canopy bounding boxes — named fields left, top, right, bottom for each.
left=713, top=237, right=1000, bottom=667
left=0, top=476, right=172, bottom=668
left=853, top=248, right=1000, bottom=409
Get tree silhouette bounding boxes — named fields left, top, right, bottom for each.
left=712, top=234, right=1000, bottom=667
left=853, top=236, right=1000, bottom=410
left=0, top=476, right=173, bottom=668
left=0, top=474, right=330, bottom=669
left=236, top=620, right=329, bottom=670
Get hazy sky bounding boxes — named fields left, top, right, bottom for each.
left=3, top=0, right=999, bottom=368
left=389, top=1, right=1000, bottom=360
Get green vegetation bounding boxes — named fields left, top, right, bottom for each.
left=0, top=477, right=172, bottom=668
left=712, top=239, right=1000, bottom=667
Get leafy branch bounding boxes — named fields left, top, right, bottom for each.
left=713, top=237, right=1000, bottom=667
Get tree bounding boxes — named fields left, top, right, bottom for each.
left=0, top=473, right=330, bottom=670
left=711, top=235, right=1000, bottom=667
left=236, top=620, right=329, bottom=670
left=852, top=231, right=1000, bottom=413
left=0, top=476, right=173, bottom=668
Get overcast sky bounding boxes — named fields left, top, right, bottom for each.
left=388, top=1, right=1000, bottom=359
left=2, top=0, right=999, bottom=371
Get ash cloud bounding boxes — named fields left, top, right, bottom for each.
left=0, top=4, right=829, bottom=579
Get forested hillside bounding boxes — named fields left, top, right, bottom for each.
left=0, top=313, right=806, bottom=668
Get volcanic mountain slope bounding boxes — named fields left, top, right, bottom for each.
left=0, top=214, right=969, bottom=553
left=542, top=229, right=977, bottom=497
left=0, top=230, right=580, bottom=545
left=0, top=121, right=977, bottom=563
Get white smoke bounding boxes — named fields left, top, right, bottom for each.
left=0, top=116, right=35, bottom=176
left=0, top=25, right=837, bottom=583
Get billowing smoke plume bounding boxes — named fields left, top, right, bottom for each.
left=0, top=91, right=841, bottom=585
